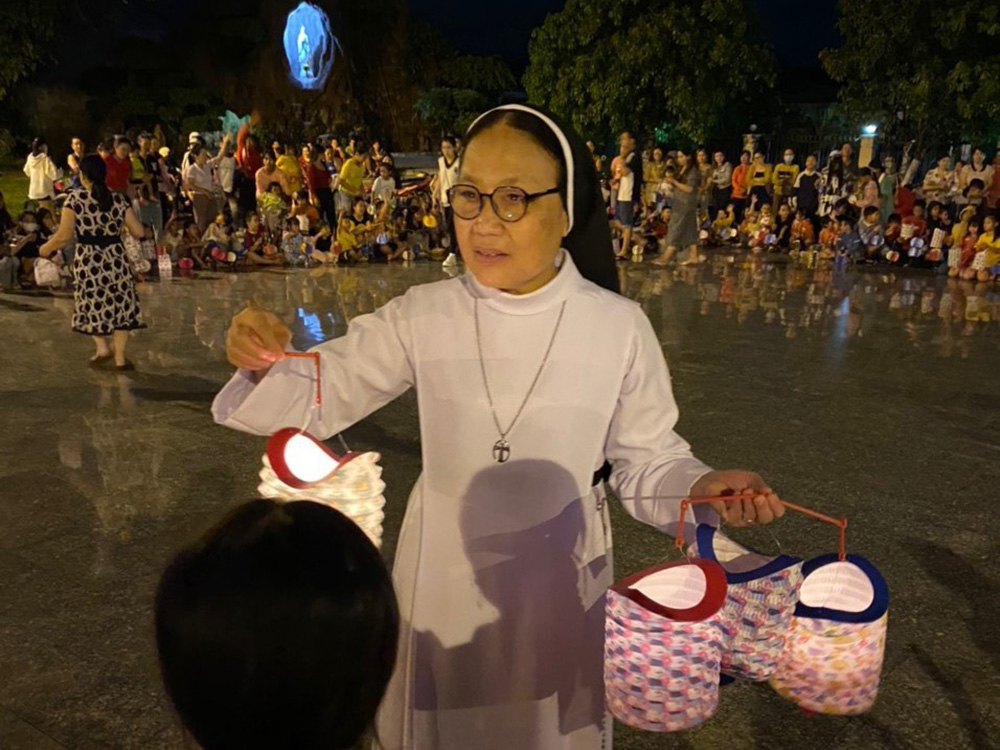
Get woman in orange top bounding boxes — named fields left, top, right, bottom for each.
left=731, top=150, right=751, bottom=221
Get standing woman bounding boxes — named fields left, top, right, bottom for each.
left=67, top=137, right=86, bottom=189
left=23, top=138, right=61, bottom=213
left=696, top=147, right=714, bottom=221
left=39, top=155, right=146, bottom=369
left=652, top=148, right=703, bottom=266
left=213, top=103, right=783, bottom=750
left=185, top=138, right=229, bottom=234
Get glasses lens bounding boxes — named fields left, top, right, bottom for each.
left=493, top=187, right=528, bottom=222
left=450, top=186, right=482, bottom=220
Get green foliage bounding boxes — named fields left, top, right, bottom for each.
left=822, top=0, right=1000, bottom=149
left=410, top=23, right=517, bottom=137
left=0, top=2, right=60, bottom=102
left=523, top=0, right=776, bottom=143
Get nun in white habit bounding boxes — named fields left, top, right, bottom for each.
left=212, top=104, right=785, bottom=750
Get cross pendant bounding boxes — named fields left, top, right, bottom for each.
left=492, top=439, right=511, bottom=464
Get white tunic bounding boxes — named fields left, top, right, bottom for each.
left=212, top=252, right=715, bottom=750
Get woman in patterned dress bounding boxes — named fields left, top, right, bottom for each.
left=40, top=154, right=147, bottom=370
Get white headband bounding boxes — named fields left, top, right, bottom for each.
left=467, top=104, right=575, bottom=234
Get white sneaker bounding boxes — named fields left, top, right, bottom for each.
left=442, top=252, right=458, bottom=267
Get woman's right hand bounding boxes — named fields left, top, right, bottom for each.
left=225, top=305, right=292, bottom=372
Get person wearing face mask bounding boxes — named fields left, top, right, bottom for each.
left=10, top=211, right=49, bottom=279
left=214, top=103, right=786, bottom=750
left=772, top=148, right=799, bottom=212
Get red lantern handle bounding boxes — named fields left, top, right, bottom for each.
left=676, top=494, right=848, bottom=561
left=283, top=352, right=322, bottom=406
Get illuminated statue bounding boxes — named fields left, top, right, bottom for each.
left=283, top=2, right=336, bottom=90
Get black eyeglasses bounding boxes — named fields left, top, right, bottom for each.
left=447, top=184, right=560, bottom=222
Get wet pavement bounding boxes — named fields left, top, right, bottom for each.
left=1, top=254, right=998, bottom=749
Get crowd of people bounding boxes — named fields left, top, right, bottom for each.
left=1, top=127, right=469, bottom=293
left=596, top=136, right=1000, bottom=283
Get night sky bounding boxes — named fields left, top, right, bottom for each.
left=407, top=0, right=841, bottom=75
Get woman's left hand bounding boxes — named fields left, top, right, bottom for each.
left=690, top=469, right=785, bottom=527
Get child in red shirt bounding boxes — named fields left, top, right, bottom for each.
left=901, top=201, right=928, bottom=243
left=791, top=208, right=815, bottom=245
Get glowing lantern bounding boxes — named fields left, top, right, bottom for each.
left=605, top=557, right=728, bottom=732
left=256, top=351, right=386, bottom=548
left=769, top=554, right=888, bottom=715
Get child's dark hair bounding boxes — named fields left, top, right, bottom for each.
left=863, top=205, right=880, bottom=219
left=353, top=197, right=367, bottom=210
left=914, top=199, right=926, bottom=209
left=969, top=178, right=985, bottom=191
left=796, top=207, right=806, bottom=217
left=155, top=500, right=399, bottom=750
left=928, top=200, right=942, bottom=213
left=887, top=213, right=902, bottom=224
left=821, top=215, right=834, bottom=227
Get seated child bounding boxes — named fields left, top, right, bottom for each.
left=857, top=205, right=883, bottom=261
left=11, top=211, right=49, bottom=278
left=290, top=190, right=321, bottom=234
left=817, top=216, right=839, bottom=260
left=242, top=212, right=282, bottom=266
left=883, top=213, right=903, bottom=262
left=281, top=217, right=310, bottom=266
left=835, top=217, right=862, bottom=259
left=710, top=207, right=733, bottom=243
left=740, top=210, right=760, bottom=247
left=901, top=200, right=928, bottom=246
left=773, top=203, right=794, bottom=250
left=202, top=211, right=232, bottom=266
left=950, top=216, right=979, bottom=278
left=791, top=208, right=815, bottom=246
left=968, top=212, right=1000, bottom=282
left=258, top=182, right=287, bottom=235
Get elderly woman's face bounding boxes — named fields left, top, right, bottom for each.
left=455, top=124, right=568, bottom=295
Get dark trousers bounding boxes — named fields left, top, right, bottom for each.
left=316, top=187, right=336, bottom=227
left=712, top=187, right=732, bottom=216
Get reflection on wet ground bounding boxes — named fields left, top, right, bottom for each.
left=0, top=253, right=997, bottom=749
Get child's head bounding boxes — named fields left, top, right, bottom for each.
left=967, top=178, right=985, bottom=199
left=352, top=198, right=367, bottom=218
left=795, top=208, right=806, bottom=220
left=838, top=217, right=853, bottom=234
left=294, top=190, right=309, bottom=205
left=805, top=154, right=816, bottom=171
left=984, top=213, right=997, bottom=233
left=269, top=181, right=283, bottom=196
left=284, top=217, right=300, bottom=234
left=660, top=206, right=671, bottom=221
left=778, top=204, right=790, bottom=220
left=716, top=209, right=727, bottom=221
left=912, top=200, right=925, bottom=218
left=155, top=500, right=399, bottom=750
left=18, top=211, right=38, bottom=232
left=214, top=211, right=227, bottom=227
left=183, top=221, right=200, bottom=240
left=379, top=164, right=391, bottom=179
left=886, top=213, right=902, bottom=230
left=862, top=205, right=880, bottom=225
left=821, top=216, right=834, bottom=230
left=927, top=201, right=941, bottom=219
left=246, top=212, right=261, bottom=232
left=968, top=219, right=980, bottom=236
left=761, top=203, right=772, bottom=216
left=37, top=208, right=55, bottom=230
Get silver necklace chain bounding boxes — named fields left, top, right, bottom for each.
left=474, top=299, right=567, bottom=463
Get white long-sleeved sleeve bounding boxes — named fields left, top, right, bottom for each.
left=605, top=310, right=715, bottom=537
left=212, top=292, right=415, bottom=438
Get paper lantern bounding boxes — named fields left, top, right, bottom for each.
left=688, top=525, right=802, bottom=681
left=258, top=441, right=386, bottom=548
left=257, top=352, right=387, bottom=548
left=605, top=558, right=728, bottom=732
left=769, top=554, right=889, bottom=715
left=283, top=2, right=336, bottom=91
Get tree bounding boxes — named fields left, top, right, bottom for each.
left=822, top=0, right=1000, bottom=151
left=523, top=0, right=776, bottom=143
left=0, top=2, right=61, bottom=102
left=411, top=24, right=518, bottom=137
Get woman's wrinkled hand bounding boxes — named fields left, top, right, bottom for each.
left=690, top=469, right=785, bottom=527
left=225, top=304, right=292, bottom=373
